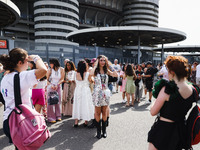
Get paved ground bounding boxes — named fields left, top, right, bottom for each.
left=0, top=92, right=200, bottom=150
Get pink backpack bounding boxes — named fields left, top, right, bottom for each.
left=9, top=73, right=51, bottom=150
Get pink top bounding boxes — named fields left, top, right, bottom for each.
left=120, top=71, right=127, bottom=92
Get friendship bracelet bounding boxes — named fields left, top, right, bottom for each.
left=33, top=55, right=41, bottom=63
left=109, top=66, right=115, bottom=72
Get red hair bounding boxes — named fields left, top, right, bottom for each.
left=165, top=55, right=189, bottom=80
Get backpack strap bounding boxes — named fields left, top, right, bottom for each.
left=192, top=85, right=198, bottom=104
left=14, top=73, right=22, bottom=107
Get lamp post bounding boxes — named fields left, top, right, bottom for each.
left=161, top=39, right=165, bottom=63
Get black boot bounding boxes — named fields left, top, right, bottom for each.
left=106, top=117, right=109, bottom=127
left=88, top=119, right=96, bottom=128
left=102, top=120, right=107, bottom=138
left=96, top=120, right=101, bottom=139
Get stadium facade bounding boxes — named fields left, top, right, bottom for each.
left=0, top=0, right=186, bottom=65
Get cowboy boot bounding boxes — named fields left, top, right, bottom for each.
left=102, top=120, right=107, bottom=138
left=96, top=120, right=101, bottom=139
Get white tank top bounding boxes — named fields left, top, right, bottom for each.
left=50, top=68, right=61, bottom=85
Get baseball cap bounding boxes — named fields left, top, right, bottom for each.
left=146, top=61, right=152, bottom=65
left=91, top=58, right=96, bottom=64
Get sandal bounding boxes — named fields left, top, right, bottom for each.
left=125, top=103, right=130, bottom=107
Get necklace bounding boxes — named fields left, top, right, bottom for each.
left=100, top=74, right=106, bottom=84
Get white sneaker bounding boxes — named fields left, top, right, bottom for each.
left=122, top=99, right=126, bottom=103
left=144, top=101, right=151, bottom=104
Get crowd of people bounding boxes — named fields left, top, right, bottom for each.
left=0, top=47, right=199, bottom=150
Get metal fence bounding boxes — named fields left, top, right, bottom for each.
left=13, top=41, right=124, bottom=67
left=0, top=40, right=161, bottom=67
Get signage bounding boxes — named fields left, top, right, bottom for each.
left=0, top=40, right=7, bottom=49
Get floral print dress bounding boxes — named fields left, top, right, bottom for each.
left=92, top=74, right=110, bottom=107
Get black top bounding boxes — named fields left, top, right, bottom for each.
left=135, top=70, right=144, bottom=86
left=153, top=79, right=197, bottom=122
left=160, top=88, right=195, bottom=122
left=145, top=67, right=158, bottom=82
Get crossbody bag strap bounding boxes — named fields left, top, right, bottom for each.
left=192, top=85, right=198, bottom=105
left=14, top=73, right=22, bottom=107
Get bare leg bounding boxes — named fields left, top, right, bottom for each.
left=116, top=84, right=118, bottom=92
left=131, top=93, right=135, bottom=106
left=102, top=106, right=108, bottom=121
left=74, top=119, right=78, bottom=125
left=34, top=104, right=42, bottom=113
left=149, top=91, right=152, bottom=101
left=145, top=88, right=147, bottom=96
left=95, top=107, right=101, bottom=122
left=106, top=106, right=110, bottom=118
left=126, top=93, right=130, bottom=106
left=122, top=91, right=125, bottom=100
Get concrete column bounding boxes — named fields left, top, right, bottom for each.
left=95, top=45, right=99, bottom=58
left=8, top=39, right=14, bottom=51
left=161, top=43, right=164, bottom=63
left=137, top=36, right=141, bottom=64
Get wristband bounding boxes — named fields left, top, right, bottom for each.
left=33, top=55, right=41, bottom=63
left=109, top=66, right=115, bottom=72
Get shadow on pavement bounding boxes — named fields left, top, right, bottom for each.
left=0, top=128, right=13, bottom=150
left=110, top=98, right=150, bottom=115
left=109, top=102, right=130, bottom=115
left=40, top=117, right=98, bottom=150
left=132, top=102, right=150, bottom=111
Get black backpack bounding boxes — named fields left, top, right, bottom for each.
left=186, top=86, right=200, bottom=149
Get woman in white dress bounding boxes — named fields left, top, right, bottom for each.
left=72, top=60, right=94, bottom=127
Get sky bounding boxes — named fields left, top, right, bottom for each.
left=159, top=0, right=200, bottom=46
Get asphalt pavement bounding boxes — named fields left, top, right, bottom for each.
left=0, top=91, right=200, bottom=150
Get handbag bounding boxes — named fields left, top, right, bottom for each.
left=9, top=73, right=51, bottom=150
left=118, top=77, right=122, bottom=86
left=138, top=79, right=143, bottom=90
left=48, top=91, right=59, bottom=105
left=104, top=89, right=111, bottom=99
left=108, top=75, right=118, bottom=83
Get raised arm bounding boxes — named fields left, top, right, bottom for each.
left=150, top=87, right=169, bottom=116
left=28, top=55, right=47, bottom=80
left=57, top=67, right=65, bottom=85
left=89, top=59, right=98, bottom=76
left=107, top=60, right=118, bottom=77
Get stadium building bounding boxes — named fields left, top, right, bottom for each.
left=0, top=0, right=186, bottom=65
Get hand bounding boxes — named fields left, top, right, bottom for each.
left=28, top=55, right=38, bottom=61
left=51, top=85, right=57, bottom=90
left=107, top=60, right=112, bottom=67
left=55, top=85, right=58, bottom=90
